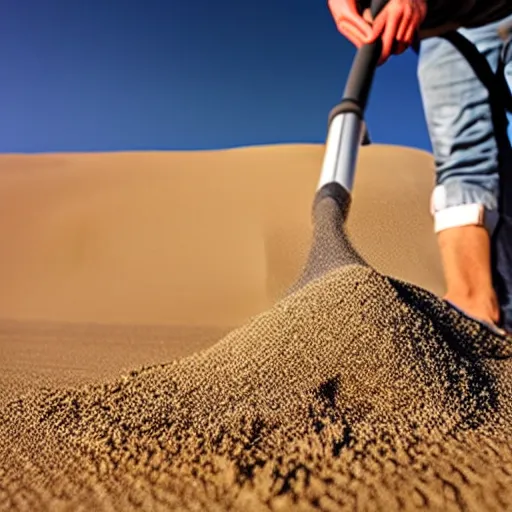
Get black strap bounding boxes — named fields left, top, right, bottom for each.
left=439, top=31, right=512, bottom=114
left=496, top=38, right=512, bottom=112
left=434, top=31, right=512, bottom=154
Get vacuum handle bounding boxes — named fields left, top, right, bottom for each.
left=341, top=0, right=390, bottom=111
left=370, top=0, right=390, bottom=17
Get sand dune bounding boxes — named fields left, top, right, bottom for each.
left=0, top=144, right=442, bottom=327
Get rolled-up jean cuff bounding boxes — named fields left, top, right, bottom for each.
left=430, top=183, right=500, bottom=234
left=432, top=204, right=499, bottom=234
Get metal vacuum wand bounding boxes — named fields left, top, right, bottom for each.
left=317, top=0, right=389, bottom=206
left=286, top=0, right=390, bottom=294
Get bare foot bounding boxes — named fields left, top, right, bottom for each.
left=444, top=291, right=507, bottom=336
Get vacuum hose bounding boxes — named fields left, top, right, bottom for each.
left=289, top=0, right=389, bottom=293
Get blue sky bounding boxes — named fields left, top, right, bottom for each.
left=0, top=0, right=431, bottom=153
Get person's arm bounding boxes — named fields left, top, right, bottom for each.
left=328, top=0, right=427, bottom=63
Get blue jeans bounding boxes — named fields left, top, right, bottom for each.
left=417, top=14, right=512, bottom=330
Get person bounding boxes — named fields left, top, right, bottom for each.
left=328, top=0, right=512, bottom=334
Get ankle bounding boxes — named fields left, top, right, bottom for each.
left=445, top=285, right=496, bottom=302
left=438, top=225, right=495, bottom=299
left=444, top=289, right=501, bottom=325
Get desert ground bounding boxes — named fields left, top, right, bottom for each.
left=2, top=144, right=511, bottom=511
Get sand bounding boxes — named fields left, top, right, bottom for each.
left=2, top=144, right=511, bottom=511
left=0, top=144, right=443, bottom=326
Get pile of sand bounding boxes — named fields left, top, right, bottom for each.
left=2, top=194, right=512, bottom=511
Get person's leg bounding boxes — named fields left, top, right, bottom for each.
left=437, top=226, right=500, bottom=327
left=492, top=32, right=512, bottom=331
left=417, top=16, right=512, bottom=330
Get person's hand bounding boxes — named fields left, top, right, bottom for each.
left=369, top=0, right=427, bottom=62
left=328, top=0, right=427, bottom=64
left=328, top=0, right=374, bottom=48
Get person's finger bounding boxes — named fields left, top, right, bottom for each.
left=396, top=4, right=413, bottom=43
left=338, top=21, right=369, bottom=47
left=333, top=15, right=374, bottom=45
left=403, top=2, right=427, bottom=44
left=369, top=10, right=389, bottom=64
left=379, top=8, right=402, bottom=63
left=342, top=14, right=374, bottom=43
left=370, top=8, right=387, bottom=39
left=403, top=13, right=421, bottom=44
left=362, top=7, right=373, bottom=24
left=328, top=0, right=374, bottom=42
